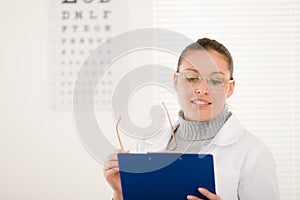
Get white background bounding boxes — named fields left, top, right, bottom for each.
left=0, top=0, right=299, bottom=199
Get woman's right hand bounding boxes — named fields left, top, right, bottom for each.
left=103, top=150, right=127, bottom=200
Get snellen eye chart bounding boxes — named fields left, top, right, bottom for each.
left=48, top=0, right=127, bottom=111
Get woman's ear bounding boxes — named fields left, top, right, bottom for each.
left=226, top=79, right=235, bottom=98
left=173, top=73, right=178, bottom=91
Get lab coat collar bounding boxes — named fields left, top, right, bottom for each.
left=142, top=114, right=244, bottom=150
left=209, top=114, right=244, bottom=147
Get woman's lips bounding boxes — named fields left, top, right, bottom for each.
left=190, top=99, right=212, bottom=107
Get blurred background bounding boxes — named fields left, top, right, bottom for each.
left=0, top=0, right=299, bottom=199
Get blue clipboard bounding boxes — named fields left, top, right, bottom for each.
left=118, top=153, right=215, bottom=200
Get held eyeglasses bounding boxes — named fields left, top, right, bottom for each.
left=175, top=71, right=234, bottom=89
left=115, top=102, right=177, bottom=151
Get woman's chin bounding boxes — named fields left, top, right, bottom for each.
left=186, top=113, right=213, bottom=122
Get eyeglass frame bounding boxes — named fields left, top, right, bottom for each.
left=175, top=71, right=234, bottom=89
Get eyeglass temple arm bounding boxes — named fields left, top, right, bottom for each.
left=162, top=102, right=177, bottom=150
left=116, top=116, right=124, bottom=151
left=116, top=103, right=176, bottom=151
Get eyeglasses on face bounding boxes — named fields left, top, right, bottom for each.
left=175, top=71, right=234, bottom=89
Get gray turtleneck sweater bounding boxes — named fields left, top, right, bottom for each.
left=166, top=106, right=231, bottom=153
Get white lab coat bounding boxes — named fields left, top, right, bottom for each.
left=135, top=114, right=280, bottom=200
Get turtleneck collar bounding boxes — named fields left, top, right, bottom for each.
left=176, top=106, right=231, bottom=141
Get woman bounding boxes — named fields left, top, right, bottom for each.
left=103, top=38, right=279, bottom=200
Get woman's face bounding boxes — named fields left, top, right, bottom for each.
left=174, top=50, right=235, bottom=121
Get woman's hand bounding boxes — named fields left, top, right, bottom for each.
left=103, top=149, right=128, bottom=200
left=187, top=188, right=221, bottom=200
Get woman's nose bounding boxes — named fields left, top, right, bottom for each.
left=195, top=80, right=210, bottom=94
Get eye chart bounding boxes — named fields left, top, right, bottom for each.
left=49, top=0, right=128, bottom=111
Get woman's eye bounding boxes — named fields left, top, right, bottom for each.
left=186, top=77, right=199, bottom=82
left=209, top=78, right=223, bottom=85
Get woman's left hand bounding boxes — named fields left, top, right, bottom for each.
left=186, top=188, right=221, bottom=200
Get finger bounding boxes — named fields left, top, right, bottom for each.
left=116, top=149, right=130, bottom=153
left=108, top=153, right=118, bottom=161
left=103, top=159, right=118, bottom=169
left=103, top=167, right=120, bottom=180
left=104, top=149, right=130, bottom=169
left=103, top=160, right=119, bottom=169
left=103, top=166, right=120, bottom=173
left=104, top=150, right=122, bottom=166
left=108, top=149, right=130, bottom=161
left=198, top=188, right=219, bottom=200
left=186, top=195, right=202, bottom=200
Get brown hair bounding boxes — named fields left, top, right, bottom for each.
left=177, top=38, right=233, bottom=79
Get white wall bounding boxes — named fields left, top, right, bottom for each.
left=0, top=0, right=155, bottom=199
left=0, top=1, right=110, bottom=199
